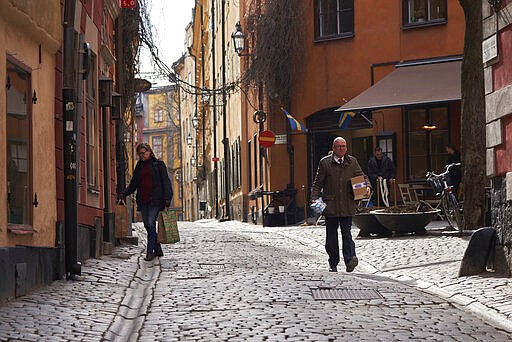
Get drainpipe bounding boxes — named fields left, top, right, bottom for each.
left=199, top=1, right=207, bottom=215
left=115, top=16, right=126, bottom=198
left=62, top=0, right=81, bottom=279
left=212, top=0, right=219, bottom=219
left=221, top=0, right=231, bottom=220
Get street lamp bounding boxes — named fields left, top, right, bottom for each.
left=192, top=112, right=199, bottom=129
left=231, top=21, right=246, bottom=56
left=202, top=89, right=210, bottom=105
left=187, top=133, right=193, bottom=146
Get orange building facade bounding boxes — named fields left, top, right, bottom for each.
left=235, top=0, right=466, bottom=224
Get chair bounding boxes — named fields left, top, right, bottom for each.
left=398, top=184, right=418, bottom=204
left=411, top=184, right=440, bottom=208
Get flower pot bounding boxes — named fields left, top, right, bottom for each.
left=371, top=209, right=441, bottom=235
left=353, top=212, right=392, bottom=237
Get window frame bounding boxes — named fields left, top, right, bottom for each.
left=152, top=135, right=163, bottom=159
left=85, top=54, right=100, bottom=192
left=405, top=105, right=450, bottom=182
left=402, top=0, right=447, bottom=29
left=154, top=109, right=163, bottom=123
left=6, top=59, right=33, bottom=228
left=314, top=0, right=355, bottom=42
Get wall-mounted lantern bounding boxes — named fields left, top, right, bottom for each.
left=99, top=75, right=113, bottom=107
left=192, top=112, right=199, bottom=129
left=202, top=89, right=210, bottom=105
left=111, top=92, right=122, bottom=120
left=231, top=21, right=246, bottom=56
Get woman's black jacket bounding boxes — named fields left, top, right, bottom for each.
left=122, top=158, right=173, bottom=210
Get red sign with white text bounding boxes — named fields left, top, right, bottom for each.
left=121, top=0, right=136, bottom=8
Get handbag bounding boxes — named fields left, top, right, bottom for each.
left=158, top=208, right=180, bottom=243
left=114, top=199, right=129, bottom=238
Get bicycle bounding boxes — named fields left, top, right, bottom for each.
left=426, top=163, right=463, bottom=233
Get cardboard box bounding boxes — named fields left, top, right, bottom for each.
left=351, top=176, right=368, bottom=200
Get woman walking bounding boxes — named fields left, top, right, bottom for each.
left=119, top=143, right=173, bottom=261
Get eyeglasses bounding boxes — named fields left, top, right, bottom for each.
left=138, top=150, right=148, bottom=156
left=333, top=145, right=346, bottom=149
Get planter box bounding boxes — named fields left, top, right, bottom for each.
left=371, top=209, right=441, bottom=235
left=353, top=213, right=392, bottom=237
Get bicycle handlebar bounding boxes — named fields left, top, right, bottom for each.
left=426, top=162, right=461, bottom=178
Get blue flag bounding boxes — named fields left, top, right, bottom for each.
left=281, top=108, right=307, bottom=132
left=338, top=111, right=356, bottom=129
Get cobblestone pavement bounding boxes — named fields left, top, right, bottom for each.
left=0, top=219, right=510, bottom=341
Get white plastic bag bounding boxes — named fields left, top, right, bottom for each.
left=310, top=198, right=326, bottom=214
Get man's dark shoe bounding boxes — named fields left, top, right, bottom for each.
left=144, top=252, right=155, bottom=261
left=346, top=256, right=358, bottom=272
left=329, top=266, right=338, bottom=272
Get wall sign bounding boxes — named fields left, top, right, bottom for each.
left=483, top=34, right=498, bottom=64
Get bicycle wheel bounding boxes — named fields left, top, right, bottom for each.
left=441, top=193, right=463, bottom=232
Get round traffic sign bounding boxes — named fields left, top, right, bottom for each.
left=258, top=130, right=276, bottom=148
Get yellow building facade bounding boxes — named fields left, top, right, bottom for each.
left=0, top=0, right=61, bottom=247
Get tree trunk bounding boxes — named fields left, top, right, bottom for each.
left=458, top=0, right=486, bottom=230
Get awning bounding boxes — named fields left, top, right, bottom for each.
left=336, top=60, right=461, bottom=112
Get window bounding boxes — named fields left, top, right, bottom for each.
left=248, top=140, right=252, bottom=191
left=376, top=132, right=396, bottom=164
left=6, top=61, right=32, bottom=225
left=406, top=106, right=449, bottom=181
left=152, top=135, right=163, bottom=159
left=314, top=0, right=354, bottom=40
left=154, top=109, right=163, bottom=123
left=403, top=0, right=446, bottom=26
left=231, top=138, right=241, bottom=190
left=86, top=55, right=99, bottom=191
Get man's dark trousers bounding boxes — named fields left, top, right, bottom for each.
left=325, top=216, right=356, bottom=268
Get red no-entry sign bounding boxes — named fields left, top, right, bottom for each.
left=258, top=130, right=276, bottom=148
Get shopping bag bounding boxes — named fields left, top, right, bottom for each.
left=158, top=209, right=180, bottom=243
left=114, top=199, right=129, bottom=238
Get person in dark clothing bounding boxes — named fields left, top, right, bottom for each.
left=311, top=137, right=371, bottom=273
left=119, top=143, right=173, bottom=261
left=445, top=144, right=462, bottom=196
left=367, top=146, right=396, bottom=206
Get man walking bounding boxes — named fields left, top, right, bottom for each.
left=311, top=137, right=371, bottom=272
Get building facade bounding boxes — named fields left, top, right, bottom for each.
left=0, top=0, right=131, bottom=302
left=484, top=0, right=512, bottom=274
left=176, top=0, right=466, bottom=226
left=0, top=0, right=62, bottom=301
left=139, top=85, right=183, bottom=217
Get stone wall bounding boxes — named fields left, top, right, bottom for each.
left=490, top=176, right=512, bottom=275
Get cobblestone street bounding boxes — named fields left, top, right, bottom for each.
left=0, top=220, right=511, bottom=341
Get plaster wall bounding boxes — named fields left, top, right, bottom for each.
left=281, top=0, right=463, bottom=196
left=0, top=9, right=59, bottom=247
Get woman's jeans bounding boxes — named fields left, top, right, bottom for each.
left=140, top=204, right=160, bottom=254
left=325, top=216, right=356, bottom=267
